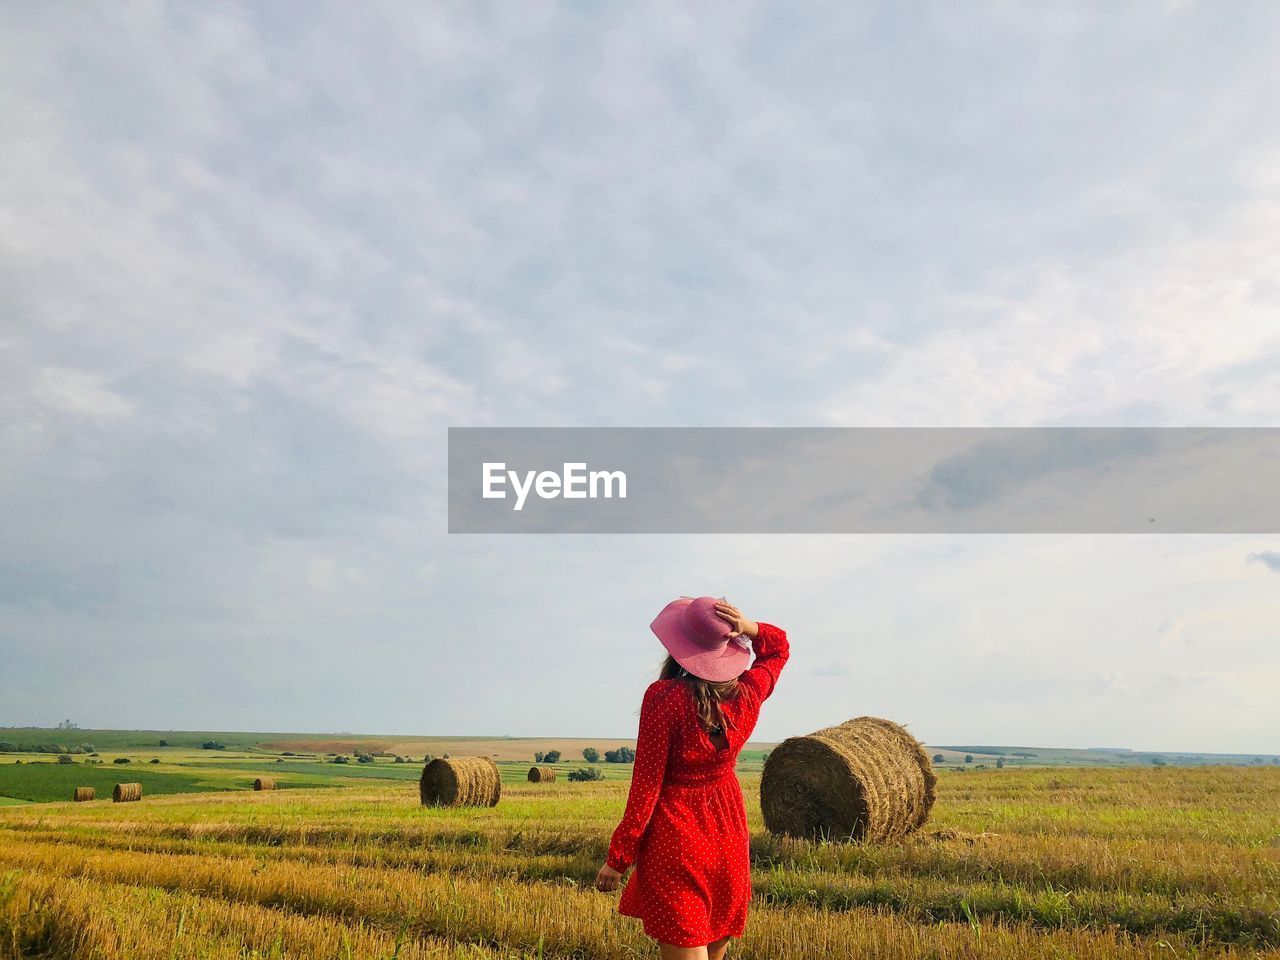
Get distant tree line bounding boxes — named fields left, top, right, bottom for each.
left=0, top=742, right=96, bottom=755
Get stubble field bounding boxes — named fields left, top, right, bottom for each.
left=1, top=765, right=1277, bottom=959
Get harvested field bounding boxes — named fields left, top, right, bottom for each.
left=0, top=766, right=1276, bottom=958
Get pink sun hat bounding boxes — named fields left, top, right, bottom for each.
left=651, top=596, right=753, bottom=683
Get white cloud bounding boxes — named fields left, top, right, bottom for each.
left=34, top=367, right=133, bottom=419
left=1, top=3, right=1278, bottom=750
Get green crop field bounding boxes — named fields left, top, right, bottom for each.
left=0, top=755, right=644, bottom=804
left=0, top=726, right=750, bottom=806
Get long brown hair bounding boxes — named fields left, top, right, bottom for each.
left=660, top=655, right=740, bottom=733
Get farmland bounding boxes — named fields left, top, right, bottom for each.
left=3, top=726, right=1274, bottom=806
left=0, top=727, right=767, bottom=805
left=1, top=761, right=1277, bottom=959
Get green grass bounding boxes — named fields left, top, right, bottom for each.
left=0, top=752, right=647, bottom=803
left=0, top=754, right=644, bottom=803
left=193, top=758, right=423, bottom=778
left=0, top=763, right=262, bottom=804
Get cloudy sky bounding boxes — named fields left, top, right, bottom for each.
left=2, top=3, right=1278, bottom=752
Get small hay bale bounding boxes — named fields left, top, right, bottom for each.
left=760, top=716, right=936, bottom=843
left=112, top=782, right=142, bottom=803
left=72, top=786, right=95, bottom=802
left=419, top=756, right=500, bottom=807
left=527, top=765, right=556, bottom=783
left=254, top=776, right=276, bottom=791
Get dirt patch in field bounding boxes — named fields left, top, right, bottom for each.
left=381, top=738, right=630, bottom=762
left=923, top=828, right=998, bottom=845
left=263, top=735, right=778, bottom=763
left=259, top=740, right=394, bottom=755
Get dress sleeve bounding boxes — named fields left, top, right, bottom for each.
left=605, top=681, right=675, bottom=872
left=737, top=621, right=789, bottom=704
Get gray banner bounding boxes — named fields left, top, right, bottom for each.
left=447, top=428, right=1280, bottom=533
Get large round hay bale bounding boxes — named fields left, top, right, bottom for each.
left=527, top=765, right=556, bottom=783
left=72, top=786, right=95, bottom=802
left=254, top=776, right=276, bottom=791
left=419, top=756, right=500, bottom=807
left=760, top=716, right=936, bottom=843
left=112, top=782, right=142, bottom=803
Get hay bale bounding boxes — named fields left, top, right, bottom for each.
left=419, top=756, right=500, bottom=807
left=760, top=716, right=936, bottom=843
left=72, top=786, right=95, bottom=802
left=112, top=782, right=142, bottom=803
left=254, top=776, right=276, bottom=791
left=527, top=765, right=556, bottom=783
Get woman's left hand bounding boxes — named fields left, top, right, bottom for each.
left=595, top=863, right=623, bottom=892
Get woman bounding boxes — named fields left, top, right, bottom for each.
left=595, top=596, right=789, bottom=959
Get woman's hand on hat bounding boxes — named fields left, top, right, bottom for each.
left=595, top=863, right=623, bottom=892
left=715, top=601, right=758, bottom=640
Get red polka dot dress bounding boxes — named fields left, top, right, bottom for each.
left=606, top=622, right=789, bottom=948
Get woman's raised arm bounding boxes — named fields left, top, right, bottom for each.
left=738, top=622, right=789, bottom=703
left=714, top=601, right=789, bottom=704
